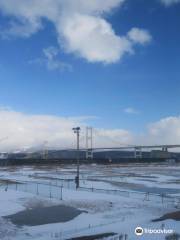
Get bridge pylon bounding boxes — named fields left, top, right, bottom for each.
left=86, top=127, right=93, bottom=160
left=134, top=147, right=142, bottom=159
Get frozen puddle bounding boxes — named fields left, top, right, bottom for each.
left=4, top=205, right=84, bottom=226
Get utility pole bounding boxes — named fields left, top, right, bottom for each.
left=72, top=127, right=80, bottom=189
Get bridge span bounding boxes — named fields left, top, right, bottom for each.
left=81, top=144, right=180, bottom=159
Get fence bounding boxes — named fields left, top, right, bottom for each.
left=2, top=180, right=64, bottom=200
left=1, top=178, right=180, bottom=209
left=1, top=180, right=131, bottom=240
left=1, top=179, right=180, bottom=240
left=48, top=218, right=129, bottom=240
left=78, top=186, right=180, bottom=207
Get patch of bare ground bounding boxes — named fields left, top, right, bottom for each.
left=152, top=211, right=180, bottom=222
left=167, top=180, right=180, bottom=184
left=67, top=232, right=116, bottom=240
left=0, top=179, right=22, bottom=184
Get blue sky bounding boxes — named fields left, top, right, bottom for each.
left=0, top=0, right=179, bottom=150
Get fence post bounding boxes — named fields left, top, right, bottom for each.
left=119, top=234, right=123, bottom=240
left=5, top=182, right=8, bottom=191
left=36, top=183, right=39, bottom=195
left=25, top=183, right=27, bottom=192
left=60, top=185, right=63, bottom=200
left=144, top=192, right=150, bottom=201
left=161, top=194, right=164, bottom=204
left=124, top=234, right=128, bottom=240
left=50, top=182, right=52, bottom=199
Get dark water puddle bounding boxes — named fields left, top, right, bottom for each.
left=4, top=205, right=84, bottom=226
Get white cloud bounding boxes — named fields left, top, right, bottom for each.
left=29, top=46, right=72, bottom=71
left=0, top=109, right=180, bottom=151
left=0, top=0, right=152, bottom=64
left=160, top=0, right=180, bottom=6
left=43, top=46, right=72, bottom=71
left=145, top=116, right=180, bottom=145
left=0, top=18, right=42, bottom=38
left=94, top=128, right=133, bottom=147
left=30, top=46, right=72, bottom=71
left=128, top=28, right=152, bottom=45
left=0, top=109, right=80, bottom=151
left=58, top=14, right=132, bottom=64
left=0, top=109, right=132, bottom=152
left=43, top=46, right=59, bottom=61
left=124, top=107, right=139, bottom=114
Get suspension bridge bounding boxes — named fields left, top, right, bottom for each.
left=1, top=127, right=180, bottom=161
left=71, top=127, right=180, bottom=160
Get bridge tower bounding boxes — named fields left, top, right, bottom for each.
left=162, top=146, right=168, bottom=152
left=134, top=147, right=142, bottom=159
left=43, top=141, right=48, bottom=160
left=86, top=127, right=93, bottom=160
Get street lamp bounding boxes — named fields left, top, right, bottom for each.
left=72, top=127, right=80, bottom=189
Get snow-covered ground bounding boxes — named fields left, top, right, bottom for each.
left=0, top=163, right=179, bottom=240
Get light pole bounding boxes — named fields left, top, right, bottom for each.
left=72, top=127, right=80, bottom=189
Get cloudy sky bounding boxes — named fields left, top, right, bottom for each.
left=0, top=0, right=179, bottom=151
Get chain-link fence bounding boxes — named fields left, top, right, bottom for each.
left=1, top=178, right=180, bottom=208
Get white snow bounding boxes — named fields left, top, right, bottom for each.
left=0, top=164, right=179, bottom=240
